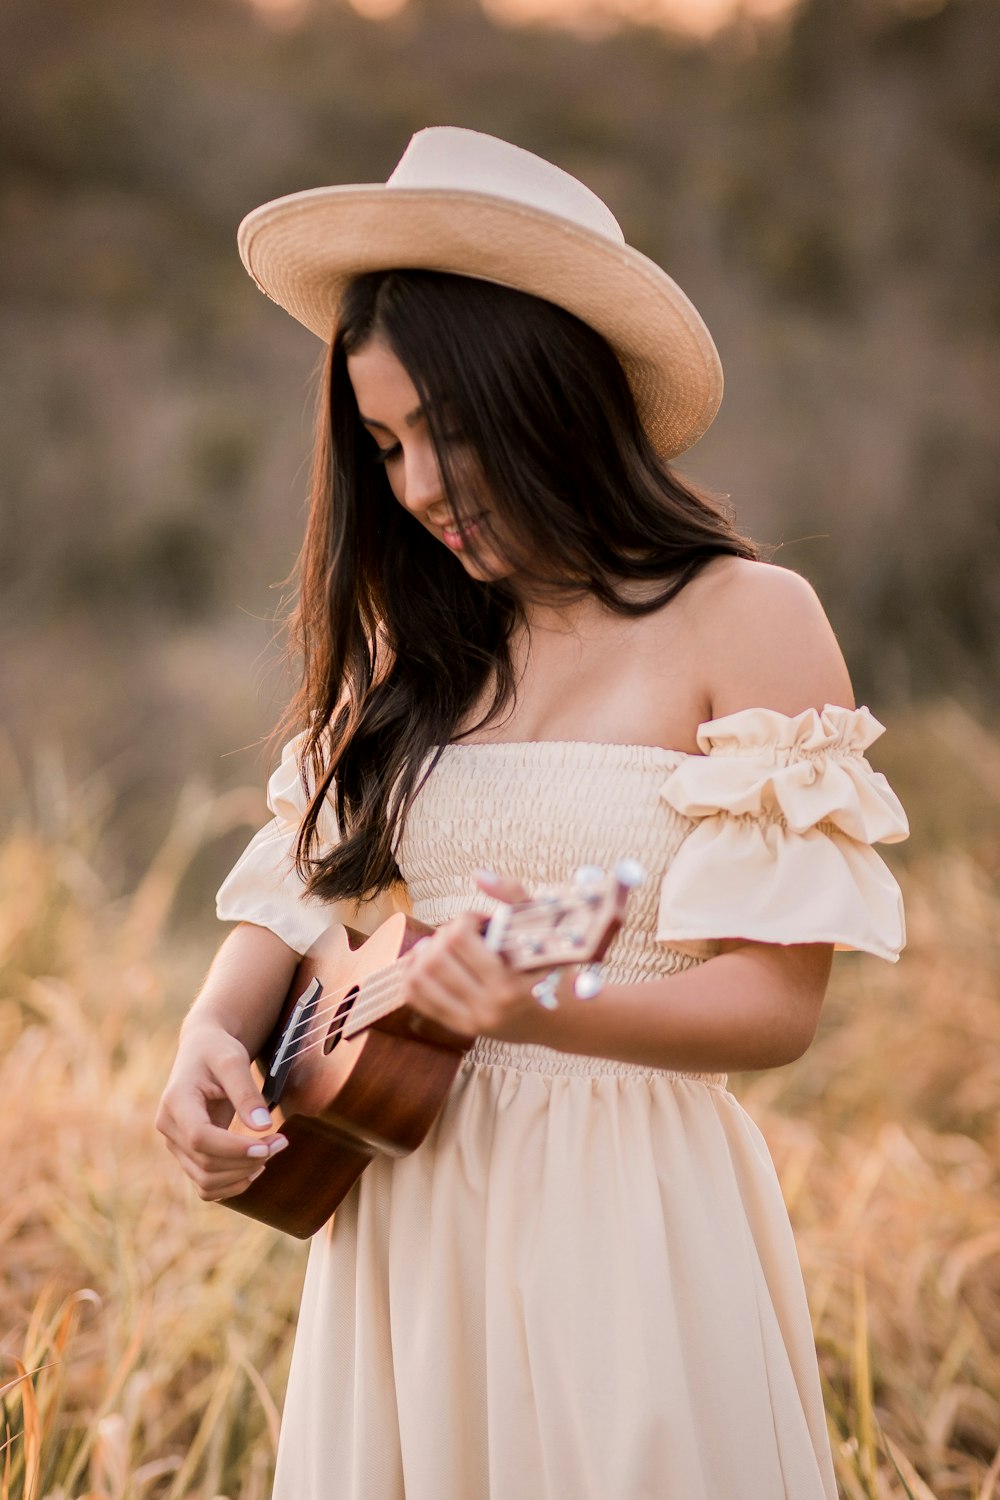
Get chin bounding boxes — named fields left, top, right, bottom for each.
left=452, top=546, right=516, bottom=584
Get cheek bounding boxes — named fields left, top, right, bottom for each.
left=457, top=527, right=521, bottom=581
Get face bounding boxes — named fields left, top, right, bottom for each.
left=347, top=337, right=515, bottom=584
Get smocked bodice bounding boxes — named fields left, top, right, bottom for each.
left=397, top=740, right=699, bottom=987
left=217, top=704, right=908, bottom=970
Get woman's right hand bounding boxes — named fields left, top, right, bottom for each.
left=155, top=1020, right=288, bottom=1202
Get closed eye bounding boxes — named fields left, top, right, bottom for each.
left=372, top=433, right=465, bottom=466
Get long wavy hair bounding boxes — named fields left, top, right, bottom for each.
left=282, top=269, right=757, bottom=902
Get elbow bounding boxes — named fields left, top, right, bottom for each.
left=774, top=1011, right=820, bottom=1067
left=742, top=946, right=831, bottom=1069
left=766, top=976, right=828, bottom=1068
left=767, top=936, right=827, bottom=1068
left=747, top=1017, right=818, bottom=1072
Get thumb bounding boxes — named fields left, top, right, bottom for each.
left=473, top=868, right=529, bottom=905
left=211, top=1046, right=275, bottom=1132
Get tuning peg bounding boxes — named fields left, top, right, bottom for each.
left=531, top=970, right=562, bottom=1010
left=613, top=858, right=646, bottom=889
left=484, top=907, right=511, bottom=952
left=573, top=964, right=604, bottom=1001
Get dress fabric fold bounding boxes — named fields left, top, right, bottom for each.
left=656, top=704, right=909, bottom=961
left=213, top=711, right=908, bottom=1500
left=216, top=731, right=337, bottom=956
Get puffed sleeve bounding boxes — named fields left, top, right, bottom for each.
left=656, top=704, right=909, bottom=962
left=215, top=732, right=340, bottom=955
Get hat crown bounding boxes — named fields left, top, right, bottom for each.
left=237, top=126, right=722, bottom=457
left=387, top=127, right=626, bottom=247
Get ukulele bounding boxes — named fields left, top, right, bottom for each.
left=224, top=862, right=643, bottom=1237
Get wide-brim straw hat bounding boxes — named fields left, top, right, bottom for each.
left=238, top=126, right=723, bottom=459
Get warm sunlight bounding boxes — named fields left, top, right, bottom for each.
left=349, top=0, right=409, bottom=19
left=243, top=0, right=798, bottom=32
left=483, top=0, right=795, bottom=33
left=245, top=0, right=311, bottom=24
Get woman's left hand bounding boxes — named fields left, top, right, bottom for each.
left=402, top=871, right=558, bottom=1041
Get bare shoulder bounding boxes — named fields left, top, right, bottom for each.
left=680, top=556, right=855, bottom=718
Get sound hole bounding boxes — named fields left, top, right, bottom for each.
left=323, top=986, right=359, bottom=1054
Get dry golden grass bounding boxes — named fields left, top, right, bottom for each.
left=1, top=702, right=998, bottom=1499
left=0, top=774, right=305, bottom=1500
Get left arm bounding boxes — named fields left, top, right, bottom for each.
left=407, top=912, right=831, bottom=1072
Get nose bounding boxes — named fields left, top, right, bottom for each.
left=400, top=439, right=447, bottom=521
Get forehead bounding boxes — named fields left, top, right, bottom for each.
left=346, top=337, right=419, bottom=424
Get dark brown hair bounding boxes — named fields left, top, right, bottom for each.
left=283, top=269, right=757, bottom=902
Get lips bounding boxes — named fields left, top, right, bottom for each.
left=441, top=513, right=487, bottom=549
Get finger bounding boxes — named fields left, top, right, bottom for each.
left=207, top=1047, right=275, bottom=1133
left=191, top=1122, right=288, bottom=1169
left=169, top=1137, right=284, bottom=1194
left=440, top=917, right=512, bottom=981
left=191, top=1162, right=269, bottom=1202
left=168, top=1143, right=286, bottom=1202
left=414, top=934, right=488, bottom=996
left=194, top=1159, right=268, bottom=1194
left=214, top=1173, right=268, bottom=1202
left=164, top=1095, right=287, bottom=1166
left=405, top=970, right=477, bottom=1037
left=473, top=869, right=530, bottom=905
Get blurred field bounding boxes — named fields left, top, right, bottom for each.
left=3, top=0, right=999, bottom=804
left=1, top=701, right=998, bottom=1499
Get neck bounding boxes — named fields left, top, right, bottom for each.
left=512, top=578, right=606, bottom=635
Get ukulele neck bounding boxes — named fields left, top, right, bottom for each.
left=343, top=959, right=411, bottom=1039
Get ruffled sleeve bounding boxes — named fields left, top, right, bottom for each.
left=656, top=704, right=909, bottom=962
left=215, top=732, right=341, bottom=955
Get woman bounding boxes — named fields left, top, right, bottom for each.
left=156, top=127, right=908, bottom=1499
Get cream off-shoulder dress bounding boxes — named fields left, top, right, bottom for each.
left=216, top=703, right=908, bottom=1500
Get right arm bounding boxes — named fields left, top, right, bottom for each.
left=157, top=726, right=348, bottom=1201
left=155, top=921, right=301, bottom=1201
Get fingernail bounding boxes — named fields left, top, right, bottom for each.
left=250, top=1108, right=272, bottom=1128
left=268, top=1136, right=289, bottom=1155
left=249, top=1167, right=266, bottom=1182
left=473, top=868, right=497, bottom=882
left=247, top=1142, right=269, bottom=1159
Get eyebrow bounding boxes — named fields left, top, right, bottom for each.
left=358, top=404, right=424, bottom=433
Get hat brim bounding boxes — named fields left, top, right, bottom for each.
left=239, top=185, right=723, bottom=459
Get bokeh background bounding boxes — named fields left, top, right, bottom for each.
left=1, top=0, right=998, bottom=1496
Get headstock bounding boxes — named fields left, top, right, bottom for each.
left=483, top=860, right=645, bottom=996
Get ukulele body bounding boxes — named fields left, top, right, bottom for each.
left=226, top=913, right=472, bottom=1239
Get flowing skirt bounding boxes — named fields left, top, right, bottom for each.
left=271, top=1039, right=836, bottom=1500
